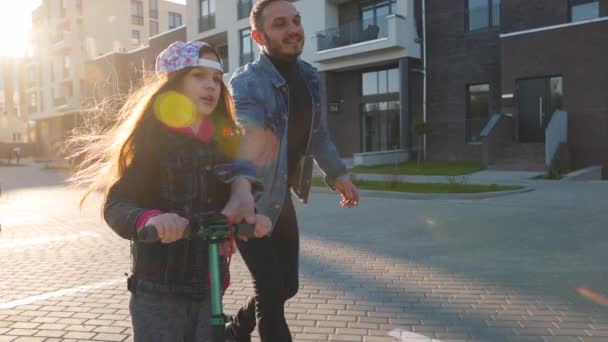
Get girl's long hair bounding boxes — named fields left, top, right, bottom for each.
left=68, top=45, right=236, bottom=207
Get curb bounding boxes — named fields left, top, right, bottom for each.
left=311, top=185, right=535, bottom=200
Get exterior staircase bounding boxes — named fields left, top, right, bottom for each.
left=488, top=143, right=546, bottom=171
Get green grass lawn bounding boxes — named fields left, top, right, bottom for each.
left=350, top=160, right=483, bottom=176
left=312, top=177, right=522, bottom=194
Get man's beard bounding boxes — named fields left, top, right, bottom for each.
left=263, top=32, right=303, bottom=62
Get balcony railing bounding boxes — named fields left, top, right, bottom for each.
left=239, top=52, right=254, bottom=67
left=238, top=0, right=253, bottom=20
left=316, top=17, right=389, bottom=51
left=199, top=14, right=216, bottom=32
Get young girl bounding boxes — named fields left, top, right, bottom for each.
left=70, top=41, right=270, bottom=342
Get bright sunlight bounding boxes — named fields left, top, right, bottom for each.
left=0, top=0, right=41, bottom=57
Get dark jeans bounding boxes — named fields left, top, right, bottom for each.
left=233, top=194, right=299, bottom=342
left=129, top=291, right=210, bottom=342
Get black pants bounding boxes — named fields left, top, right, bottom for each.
left=233, top=194, right=299, bottom=342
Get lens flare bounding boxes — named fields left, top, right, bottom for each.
left=154, top=91, right=199, bottom=128
left=576, top=287, right=608, bottom=306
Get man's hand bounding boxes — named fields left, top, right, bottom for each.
left=334, top=175, right=360, bottom=208
left=145, top=213, right=189, bottom=244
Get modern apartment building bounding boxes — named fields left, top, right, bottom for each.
left=0, top=58, right=29, bottom=147
left=29, top=0, right=185, bottom=157
left=426, top=0, right=608, bottom=169
left=186, top=0, right=423, bottom=165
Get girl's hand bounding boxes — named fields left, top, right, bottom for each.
left=145, top=213, right=189, bottom=244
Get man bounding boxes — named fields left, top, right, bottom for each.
left=224, top=0, right=360, bottom=341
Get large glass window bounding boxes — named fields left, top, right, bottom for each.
left=361, top=101, right=401, bottom=152
left=570, top=0, right=599, bottom=22
left=361, top=0, right=396, bottom=38
left=238, top=0, right=253, bottom=20
left=200, top=0, right=216, bottom=32
left=150, top=20, right=159, bottom=36
left=149, top=0, right=158, bottom=19
left=466, top=84, right=490, bottom=142
left=131, top=0, right=144, bottom=25
left=239, top=28, right=254, bottom=66
left=169, top=12, right=182, bottom=29
left=362, top=68, right=399, bottom=96
left=131, top=30, right=141, bottom=46
left=467, top=0, right=500, bottom=31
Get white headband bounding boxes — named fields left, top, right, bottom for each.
left=195, top=58, right=224, bottom=72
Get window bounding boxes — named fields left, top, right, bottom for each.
left=361, top=0, right=396, bottom=38
left=63, top=55, right=70, bottom=70
left=131, top=0, right=144, bottom=25
left=549, top=76, right=564, bottom=114
left=240, top=28, right=254, bottom=66
left=61, top=0, right=68, bottom=16
left=30, top=93, right=37, bottom=108
left=570, top=0, right=599, bottom=22
left=169, top=12, right=182, bottom=29
left=466, top=84, right=490, bottom=142
left=131, top=30, right=141, bottom=45
left=63, top=55, right=70, bottom=78
left=150, top=20, right=159, bottom=36
left=362, top=68, right=399, bottom=96
left=149, top=0, right=158, bottom=19
left=199, top=0, right=216, bottom=32
left=361, top=101, right=401, bottom=152
left=467, top=0, right=500, bottom=31
left=238, top=0, right=253, bottom=20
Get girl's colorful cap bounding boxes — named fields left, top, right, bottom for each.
left=155, top=41, right=224, bottom=75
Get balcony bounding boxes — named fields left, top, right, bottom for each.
left=312, top=14, right=420, bottom=67
left=199, top=14, right=216, bottom=32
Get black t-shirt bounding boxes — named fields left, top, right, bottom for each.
left=266, top=54, right=313, bottom=180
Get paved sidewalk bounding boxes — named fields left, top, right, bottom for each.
left=1, top=164, right=608, bottom=341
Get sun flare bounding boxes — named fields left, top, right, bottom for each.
left=0, top=0, right=41, bottom=57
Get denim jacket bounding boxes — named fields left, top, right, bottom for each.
left=230, top=54, right=347, bottom=226
left=103, top=115, right=258, bottom=297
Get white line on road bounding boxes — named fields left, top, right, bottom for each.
left=389, top=329, right=445, bottom=341
left=0, top=278, right=124, bottom=309
left=0, top=232, right=100, bottom=249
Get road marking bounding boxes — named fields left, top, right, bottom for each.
left=389, top=329, right=444, bottom=341
left=0, top=232, right=100, bottom=249
left=0, top=278, right=124, bottom=309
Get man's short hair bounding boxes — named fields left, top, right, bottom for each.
left=250, top=0, right=294, bottom=32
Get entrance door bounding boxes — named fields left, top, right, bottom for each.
left=517, top=77, right=563, bottom=143
left=517, top=78, right=547, bottom=142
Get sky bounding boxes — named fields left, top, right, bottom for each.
left=0, top=0, right=185, bottom=57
